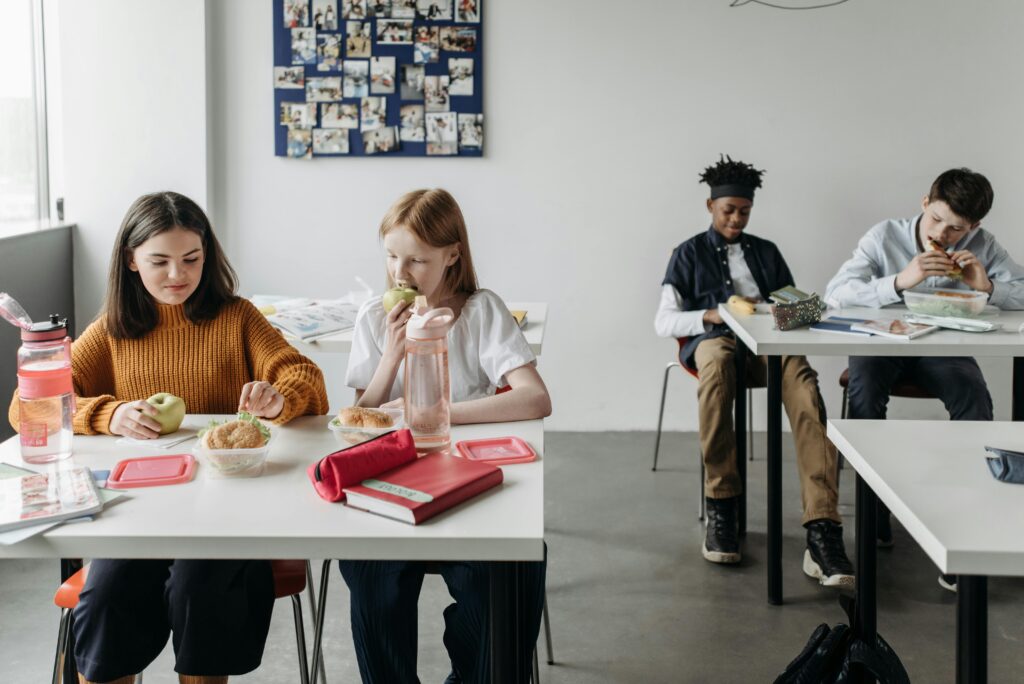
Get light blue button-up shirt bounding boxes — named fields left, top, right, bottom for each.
left=825, top=215, right=1024, bottom=310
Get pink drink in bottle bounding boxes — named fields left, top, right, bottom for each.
left=17, top=314, right=74, bottom=463
left=404, top=296, right=454, bottom=454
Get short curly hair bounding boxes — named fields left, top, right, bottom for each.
left=699, top=154, right=765, bottom=190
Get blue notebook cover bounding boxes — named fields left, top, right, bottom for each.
left=810, top=316, right=871, bottom=336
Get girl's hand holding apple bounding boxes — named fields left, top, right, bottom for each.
left=110, top=400, right=163, bottom=440
left=383, top=299, right=413, bottom=363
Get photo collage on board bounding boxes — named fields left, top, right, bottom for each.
left=275, top=0, right=482, bottom=158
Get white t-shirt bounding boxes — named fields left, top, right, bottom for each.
left=345, top=288, right=536, bottom=403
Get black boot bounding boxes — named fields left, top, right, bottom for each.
left=803, top=519, right=855, bottom=588
left=702, top=496, right=740, bottom=564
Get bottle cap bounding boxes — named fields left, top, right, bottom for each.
left=21, top=314, right=68, bottom=342
left=407, top=303, right=454, bottom=340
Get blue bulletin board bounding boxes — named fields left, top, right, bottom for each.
left=274, top=0, right=483, bottom=158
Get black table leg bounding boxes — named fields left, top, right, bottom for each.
left=61, top=558, right=84, bottom=682
left=735, top=338, right=748, bottom=536
left=854, top=475, right=878, bottom=684
left=1013, top=358, right=1024, bottom=421
left=767, top=355, right=783, bottom=605
left=490, top=561, right=523, bottom=683
left=957, top=576, right=987, bottom=684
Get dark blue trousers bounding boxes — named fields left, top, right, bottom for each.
left=339, top=555, right=547, bottom=684
left=847, top=356, right=993, bottom=420
left=72, top=559, right=274, bottom=681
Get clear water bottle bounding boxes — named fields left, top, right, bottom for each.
left=404, top=297, right=454, bottom=454
left=17, top=314, right=74, bottom=464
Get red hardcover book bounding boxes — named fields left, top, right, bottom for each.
left=343, top=452, right=503, bottom=524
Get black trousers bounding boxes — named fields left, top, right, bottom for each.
left=339, top=554, right=547, bottom=684
left=72, top=559, right=274, bottom=681
left=847, top=355, right=993, bottom=421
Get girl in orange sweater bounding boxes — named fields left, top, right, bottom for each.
left=11, top=192, right=328, bottom=684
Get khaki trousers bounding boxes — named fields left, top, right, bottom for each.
left=693, top=335, right=839, bottom=524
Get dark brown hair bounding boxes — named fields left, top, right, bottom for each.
left=928, top=168, right=994, bottom=224
left=104, top=191, right=238, bottom=339
left=379, top=188, right=479, bottom=296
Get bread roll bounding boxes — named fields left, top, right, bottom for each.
left=338, top=406, right=394, bottom=428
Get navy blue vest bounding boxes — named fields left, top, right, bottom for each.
left=662, top=227, right=795, bottom=368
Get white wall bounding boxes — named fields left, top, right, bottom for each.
left=57, top=0, right=1024, bottom=429
left=50, top=0, right=208, bottom=327
left=205, top=0, right=1024, bottom=428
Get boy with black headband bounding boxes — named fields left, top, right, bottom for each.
left=655, top=156, right=854, bottom=588
left=825, top=168, right=1024, bottom=589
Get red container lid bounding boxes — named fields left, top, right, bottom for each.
left=107, top=454, right=196, bottom=489
left=454, top=436, right=537, bottom=466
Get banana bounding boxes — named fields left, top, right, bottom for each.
left=727, top=295, right=756, bottom=315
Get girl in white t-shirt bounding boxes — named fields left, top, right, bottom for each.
left=340, top=188, right=550, bottom=682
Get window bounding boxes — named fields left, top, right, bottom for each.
left=0, top=0, right=48, bottom=232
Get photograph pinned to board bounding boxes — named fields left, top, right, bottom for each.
left=360, top=96, right=387, bottom=130
left=274, top=66, right=305, bottom=89
left=400, top=104, right=426, bottom=141
left=377, top=18, right=414, bottom=44
left=280, top=101, right=315, bottom=128
left=307, top=76, right=342, bottom=101
left=313, top=0, right=339, bottom=30
left=414, top=25, right=440, bottom=63
left=313, top=128, right=350, bottom=154
left=274, top=0, right=483, bottom=156
left=291, top=27, right=317, bottom=64
left=417, top=0, right=452, bottom=20
left=424, top=75, right=449, bottom=111
left=316, top=33, right=342, bottom=70
left=370, top=56, right=397, bottom=94
left=363, top=126, right=399, bottom=154
left=346, top=20, right=372, bottom=57
left=342, top=0, right=369, bottom=19
left=456, top=0, right=479, bottom=23
left=392, top=0, right=416, bottom=18
left=288, top=128, right=313, bottom=158
left=458, top=113, right=482, bottom=150
left=285, top=0, right=311, bottom=27
left=343, top=60, right=369, bottom=97
left=440, top=26, right=475, bottom=51
left=400, top=64, right=425, bottom=99
left=426, top=111, right=457, bottom=155
left=448, top=57, right=473, bottom=95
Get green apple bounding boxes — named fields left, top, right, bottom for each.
left=382, top=283, right=419, bottom=312
left=146, top=393, right=187, bottom=435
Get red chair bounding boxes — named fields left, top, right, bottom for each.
left=653, top=338, right=759, bottom=521
left=52, top=560, right=315, bottom=684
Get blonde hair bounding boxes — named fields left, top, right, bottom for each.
left=379, top=188, right=478, bottom=296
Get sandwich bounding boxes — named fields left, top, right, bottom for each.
left=926, top=239, right=963, bottom=279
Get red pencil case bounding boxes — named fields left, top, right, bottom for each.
left=308, top=428, right=417, bottom=502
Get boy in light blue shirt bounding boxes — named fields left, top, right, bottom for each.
left=826, top=168, right=1024, bottom=588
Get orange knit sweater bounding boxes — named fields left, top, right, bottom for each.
left=8, top=299, right=328, bottom=435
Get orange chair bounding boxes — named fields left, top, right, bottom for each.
left=653, top=338, right=758, bottom=521
left=52, top=560, right=315, bottom=684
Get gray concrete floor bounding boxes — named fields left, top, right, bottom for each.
left=2, top=431, right=1023, bottom=682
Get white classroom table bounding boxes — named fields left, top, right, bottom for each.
left=827, top=419, right=1024, bottom=684
left=0, top=415, right=545, bottom=683
left=719, top=303, right=1024, bottom=606
left=288, top=301, right=548, bottom=356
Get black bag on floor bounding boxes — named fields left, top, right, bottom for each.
left=773, top=596, right=911, bottom=684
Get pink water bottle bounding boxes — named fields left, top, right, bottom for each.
left=404, top=296, right=454, bottom=454
left=17, top=314, right=74, bottom=463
